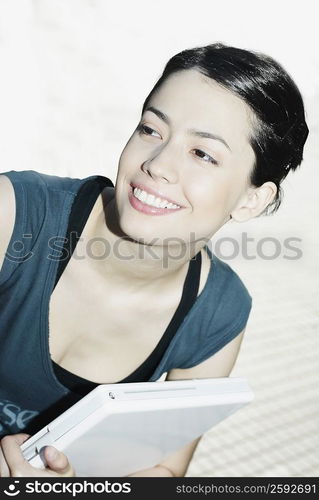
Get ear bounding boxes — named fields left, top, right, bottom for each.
left=231, top=182, right=277, bottom=222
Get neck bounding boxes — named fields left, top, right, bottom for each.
left=90, top=195, right=206, bottom=286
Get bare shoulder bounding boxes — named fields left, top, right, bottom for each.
left=0, top=175, right=16, bottom=271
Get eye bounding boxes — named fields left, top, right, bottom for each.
left=192, top=149, right=218, bottom=166
left=137, top=123, right=161, bottom=139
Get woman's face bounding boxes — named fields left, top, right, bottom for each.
left=114, top=69, right=256, bottom=247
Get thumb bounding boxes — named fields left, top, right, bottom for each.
left=43, top=446, right=75, bottom=476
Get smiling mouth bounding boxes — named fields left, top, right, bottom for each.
left=132, top=187, right=181, bottom=209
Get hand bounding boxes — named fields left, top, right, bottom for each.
left=0, top=434, right=75, bottom=477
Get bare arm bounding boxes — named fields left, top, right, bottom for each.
left=129, top=328, right=245, bottom=477
left=0, top=174, right=16, bottom=272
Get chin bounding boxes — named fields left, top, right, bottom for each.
left=118, top=218, right=162, bottom=245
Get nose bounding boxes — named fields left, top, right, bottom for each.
left=141, top=144, right=179, bottom=184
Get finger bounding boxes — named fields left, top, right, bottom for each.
left=0, top=434, right=30, bottom=477
left=43, top=446, right=75, bottom=477
left=1, top=434, right=30, bottom=446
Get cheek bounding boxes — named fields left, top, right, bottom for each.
left=118, top=135, right=145, bottom=170
left=118, top=146, right=133, bottom=174
left=188, top=177, right=234, bottom=214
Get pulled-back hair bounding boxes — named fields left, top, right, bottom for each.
left=141, top=43, right=309, bottom=214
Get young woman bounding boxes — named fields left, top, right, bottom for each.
left=0, top=43, right=308, bottom=477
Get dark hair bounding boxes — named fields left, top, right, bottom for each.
left=141, top=43, right=309, bottom=214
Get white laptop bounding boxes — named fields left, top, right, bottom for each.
left=21, top=377, right=253, bottom=477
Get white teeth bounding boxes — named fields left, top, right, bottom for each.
left=133, top=187, right=180, bottom=209
left=140, top=190, right=147, bottom=202
left=158, top=199, right=167, bottom=208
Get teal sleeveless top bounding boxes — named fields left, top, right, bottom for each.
left=0, top=170, right=252, bottom=437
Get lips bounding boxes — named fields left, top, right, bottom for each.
left=128, top=183, right=185, bottom=216
left=130, top=182, right=184, bottom=207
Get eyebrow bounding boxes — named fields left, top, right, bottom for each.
left=145, top=106, right=232, bottom=152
